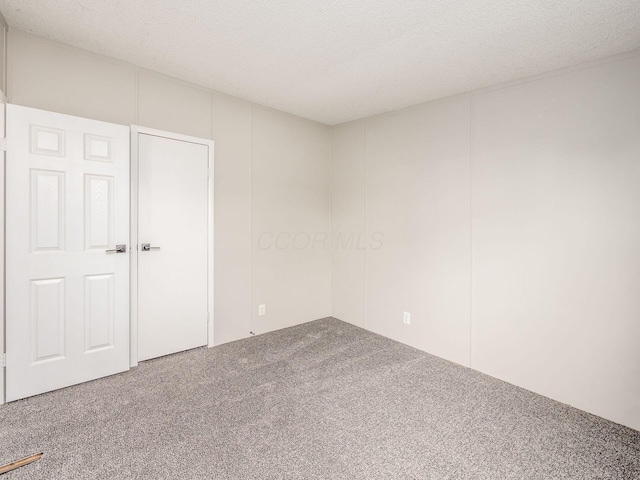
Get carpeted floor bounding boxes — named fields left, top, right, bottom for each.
left=1, top=318, right=639, bottom=479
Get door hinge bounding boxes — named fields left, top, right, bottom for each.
left=0, top=353, right=6, bottom=368
left=0, top=138, right=7, bottom=152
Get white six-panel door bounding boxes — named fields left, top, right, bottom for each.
left=6, top=105, right=130, bottom=401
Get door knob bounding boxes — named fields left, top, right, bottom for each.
left=141, top=243, right=160, bottom=251
left=105, top=244, right=127, bottom=253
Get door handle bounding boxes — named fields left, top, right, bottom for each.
left=141, top=243, right=160, bottom=251
left=105, top=244, right=127, bottom=253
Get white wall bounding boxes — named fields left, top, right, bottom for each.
left=210, top=93, right=253, bottom=344
left=331, top=53, right=640, bottom=431
left=332, top=97, right=473, bottom=368
left=252, top=109, right=332, bottom=333
left=472, top=55, right=640, bottom=431
left=331, top=122, right=366, bottom=327
left=8, top=32, right=135, bottom=125
left=365, top=98, right=472, bottom=366
left=3, top=30, right=331, bottom=357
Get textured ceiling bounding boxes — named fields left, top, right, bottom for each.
left=1, top=1, right=639, bottom=125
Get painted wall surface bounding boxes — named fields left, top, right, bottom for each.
left=472, top=56, right=640, bottom=431
left=365, top=98, right=472, bottom=367
left=4, top=30, right=331, bottom=356
left=210, top=93, right=253, bottom=345
left=251, top=108, right=332, bottom=333
left=331, top=102, right=473, bottom=368
left=331, top=54, right=640, bottom=430
left=331, top=122, right=366, bottom=327
left=8, top=32, right=136, bottom=125
left=137, top=72, right=212, bottom=139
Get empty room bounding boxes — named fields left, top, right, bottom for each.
left=0, top=1, right=639, bottom=478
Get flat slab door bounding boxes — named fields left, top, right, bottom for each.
left=137, top=133, right=210, bottom=361
left=6, top=105, right=130, bottom=402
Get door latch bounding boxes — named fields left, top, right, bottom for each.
left=105, top=244, right=127, bottom=253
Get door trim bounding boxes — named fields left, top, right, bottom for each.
left=129, top=126, right=214, bottom=367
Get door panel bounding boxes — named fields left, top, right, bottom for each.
left=30, top=278, right=65, bottom=362
left=6, top=105, right=130, bottom=401
left=85, top=174, right=114, bottom=249
left=137, top=133, right=209, bottom=361
left=84, top=273, right=115, bottom=352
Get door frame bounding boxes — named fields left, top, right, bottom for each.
left=130, top=126, right=214, bottom=367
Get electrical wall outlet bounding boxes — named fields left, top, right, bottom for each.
left=403, top=311, right=411, bottom=325
left=258, top=304, right=266, bottom=316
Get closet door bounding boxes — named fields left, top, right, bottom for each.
left=136, top=132, right=210, bottom=361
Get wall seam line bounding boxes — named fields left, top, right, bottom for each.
left=329, top=127, right=333, bottom=318
left=469, top=94, right=475, bottom=369
left=249, top=106, right=254, bottom=335
left=363, top=121, right=368, bottom=331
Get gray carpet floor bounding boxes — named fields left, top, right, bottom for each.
left=1, top=317, right=639, bottom=479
